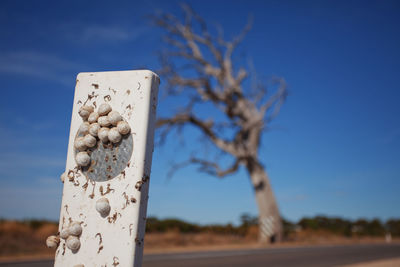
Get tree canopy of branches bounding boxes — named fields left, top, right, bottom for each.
left=153, top=4, right=288, bottom=242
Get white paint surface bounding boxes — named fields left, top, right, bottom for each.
left=55, top=70, right=159, bottom=267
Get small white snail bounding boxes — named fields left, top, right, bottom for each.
left=46, top=235, right=60, bottom=249
left=78, top=106, right=94, bottom=120
left=98, top=116, right=111, bottom=127
left=74, top=137, right=87, bottom=151
left=98, top=103, right=112, bottom=116
left=78, top=122, right=90, bottom=135
left=108, top=127, right=121, bottom=143
left=83, top=134, right=96, bottom=148
left=117, top=121, right=131, bottom=135
left=95, top=197, right=111, bottom=217
left=88, top=123, right=100, bottom=137
left=66, top=236, right=81, bottom=251
left=69, top=222, right=82, bottom=237
left=75, top=152, right=91, bottom=167
left=88, top=112, right=99, bottom=124
left=60, top=172, right=67, bottom=183
left=98, top=127, right=110, bottom=143
left=108, top=110, right=122, bottom=126
left=60, top=228, right=70, bottom=239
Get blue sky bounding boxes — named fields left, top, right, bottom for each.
left=0, top=0, right=399, bottom=225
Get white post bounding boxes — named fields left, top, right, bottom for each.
left=54, top=70, right=159, bottom=267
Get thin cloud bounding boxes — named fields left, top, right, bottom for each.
left=61, top=23, right=148, bottom=44
left=81, top=25, right=131, bottom=42
left=0, top=51, right=85, bottom=86
left=0, top=152, right=65, bottom=171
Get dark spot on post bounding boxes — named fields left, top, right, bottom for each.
left=92, top=83, right=99, bottom=89
left=135, top=181, right=143, bottom=191
left=112, top=257, right=119, bottom=266
left=104, top=95, right=111, bottom=102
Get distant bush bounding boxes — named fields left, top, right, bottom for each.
left=145, top=215, right=400, bottom=238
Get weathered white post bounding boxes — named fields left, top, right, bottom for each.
left=50, top=70, right=159, bottom=267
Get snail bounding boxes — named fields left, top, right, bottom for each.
left=88, top=123, right=100, bottom=137
left=74, top=137, right=87, bottom=151
left=108, top=127, right=121, bottom=143
left=75, top=152, right=91, bottom=167
left=88, top=112, right=99, bottom=124
left=46, top=235, right=60, bottom=249
left=69, top=222, right=82, bottom=237
left=108, top=111, right=122, bottom=126
left=83, top=134, right=96, bottom=148
left=98, top=103, right=112, bottom=116
left=117, top=121, right=131, bottom=135
left=95, top=197, right=111, bottom=217
left=78, top=122, right=90, bottom=135
left=60, top=172, right=67, bottom=183
left=66, top=236, right=81, bottom=251
left=78, top=106, right=94, bottom=121
left=98, top=116, right=111, bottom=127
left=60, top=228, right=70, bottom=240
left=98, top=127, right=110, bottom=143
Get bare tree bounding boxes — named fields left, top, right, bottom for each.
left=153, top=5, right=288, bottom=242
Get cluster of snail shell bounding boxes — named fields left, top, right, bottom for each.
left=47, top=105, right=129, bottom=251
left=46, top=221, right=82, bottom=252
left=75, top=103, right=131, bottom=167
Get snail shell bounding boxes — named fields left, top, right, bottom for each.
left=98, top=116, right=111, bottom=127
left=69, top=222, right=82, bottom=237
left=98, top=103, right=112, bottom=116
left=46, top=235, right=60, bottom=249
left=95, top=197, right=111, bottom=217
left=66, top=236, right=81, bottom=251
left=83, top=134, right=96, bottom=148
left=88, top=112, right=99, bottom=123
left=98, top=127, right=110, bottom=143
left=60, top=172, right=67, bottom=183
left=60, top=228, right=70, bottom=239
left=117, top=121, right=131, bottom=135
left=74, top=137, right=87, bottom=151
left=75, top=152, right=91, bottom=167
left=108, top=127, right=121, bottom=143
left=108, top=111, right=122, bottom=126
left=78, top=106, right=94, bottom=120
left=78, top=122, right=90, bottom=135
left=89, top=123, right=100, bottom=137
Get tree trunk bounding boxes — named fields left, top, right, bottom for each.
left=246, top=158, right=282, bottom=243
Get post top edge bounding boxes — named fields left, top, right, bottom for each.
left=76, top=69, right=160, bottom=82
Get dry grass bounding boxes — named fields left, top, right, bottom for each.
left=0, top=220, right=57, bottom=258
left=285, top=229, right=393, bottom=245
left=0, top=221, right=397, bottom=260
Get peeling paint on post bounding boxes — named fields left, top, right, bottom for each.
left=54, top=70, right=159, bottom=267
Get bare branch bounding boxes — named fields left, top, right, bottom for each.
left=157, top=113, right=237, bottom=156
left=190, top=157, right=240, bottom=177
left=260, top=78, right=288, bottom=122
left=167, top=156, right=240, bottom=179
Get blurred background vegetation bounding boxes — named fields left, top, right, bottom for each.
left=2, top=215, right=398, bottom=258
